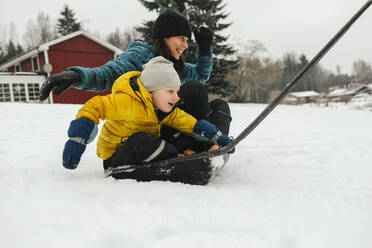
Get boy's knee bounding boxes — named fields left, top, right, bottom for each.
left=208, top=99, right=232, bottom=135
left=128, top=132, right=178, bottom=163
left=209, top=99, right=230, bottom=111
left=106, top=132, right=178, bottom=168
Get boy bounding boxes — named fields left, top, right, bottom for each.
left=62, top=57, right=233, bottom=184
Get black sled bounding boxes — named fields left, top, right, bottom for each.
left=105, top=153, right=229, bottom=185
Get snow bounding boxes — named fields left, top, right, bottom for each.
left=1, top=102, right=372, bottom=248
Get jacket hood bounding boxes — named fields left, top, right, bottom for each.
left=112, top=71, right=152, bottom=102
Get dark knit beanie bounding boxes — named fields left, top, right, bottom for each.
left=152, top=9, right=192, bottom=39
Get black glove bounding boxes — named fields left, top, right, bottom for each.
left=39, top=70, right=81, bottom=101
left=193, top=26, right=213, bottom=56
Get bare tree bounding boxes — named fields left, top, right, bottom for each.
left=352, top=59, right=372, bottom=84
left=106, top=27, right=142, bottom=51
left=23, top=12, right=57, bottom=49
left=227, top=40, right=282, bottom=102
left=9, top=22, right=20, bottom=45
left=0, top=22, right=24, bottom=64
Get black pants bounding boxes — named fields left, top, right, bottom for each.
left=103, top=132, right=212, bottom=185
left=161, top=81, right=232, bottom=152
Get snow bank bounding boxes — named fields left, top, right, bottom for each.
left=1, top=102, right=372, bottom=248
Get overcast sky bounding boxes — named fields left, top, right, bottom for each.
left=1, top=0, right=371, bottom=74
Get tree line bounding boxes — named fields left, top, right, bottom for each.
left=228, top=39, right=372, bottom=103
left=1, top=1, right=372, bottom=102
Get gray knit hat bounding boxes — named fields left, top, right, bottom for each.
left=140, top=56, right=181, bottom=92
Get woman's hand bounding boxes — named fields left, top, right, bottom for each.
left=193, top=26, right=213, bottom=56
left=40, top=70, right=81, bottom=100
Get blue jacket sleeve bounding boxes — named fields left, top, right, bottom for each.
left=182, top=49, right=213, bottom=84
left=66, top=42, right=212, bottom=91
left=66, top=41, right=156, bottom=92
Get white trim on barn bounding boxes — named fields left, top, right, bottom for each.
left=38, top=30, right=124, bottom=56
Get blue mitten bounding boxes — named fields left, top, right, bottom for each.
left=192, top=120, right=235, bottom=154
left=62, top=118, right=98, bottom=169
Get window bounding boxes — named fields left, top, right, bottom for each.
left=27, top=83, right=40, bottom=101
left=15, top=64, right=21, bottom=72
left=0, top=84, right=11, bottom=102
left=12, top=83, right=26, bottom=102
left=32, top=56, right=39, bottom=72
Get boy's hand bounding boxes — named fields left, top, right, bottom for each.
left=216, top=134, right=235, bottom=154
left=63, top=140, right=86, bottom=169
left=62, top=118, right=98, bottom=169
left=192, top=120, right=235, bottom=154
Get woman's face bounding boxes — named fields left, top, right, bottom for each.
left=151, top=86, right=180, bottom=113
left=164, top=36, right=189, bottom=60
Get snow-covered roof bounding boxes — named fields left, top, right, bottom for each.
left=328, top=88, right=347, bottom=97
left=328, top=85, right=368, bottom=97
left=0, top=30, right=123, bottom=71
left=288, top=91, right=320, bottom=98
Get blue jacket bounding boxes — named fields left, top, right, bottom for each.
left=67, top=40, right=213, bottom=92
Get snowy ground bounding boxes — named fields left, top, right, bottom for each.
left=1, top=102, right=372, bottom=248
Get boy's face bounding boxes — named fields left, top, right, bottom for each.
left=151, top=86, right=180, bottom=113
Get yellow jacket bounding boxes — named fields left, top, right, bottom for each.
left=75, top=71, right=197, bottom=160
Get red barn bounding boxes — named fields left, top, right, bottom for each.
left=0, top=30, right=123, bottom=104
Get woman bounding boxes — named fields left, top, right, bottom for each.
left=39, top=9, right=213, bottom=98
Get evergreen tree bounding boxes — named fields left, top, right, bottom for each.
left=16, top=44, right=24, bottom=55
left=272, top=52, right=332, bottom=94
left=0, top=47, right=7, bottom=64
left=0, top=40, right=24, bottom=65
left=6, top=40, right=17, bottom=59
left=271, top=52, right=298, bottom=91
left=137, top=0, right=238, bottom=97
left=57, top=5, right=82, bottom=36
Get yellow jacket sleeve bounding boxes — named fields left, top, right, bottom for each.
left=164, top=108, right=197, bottom=135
